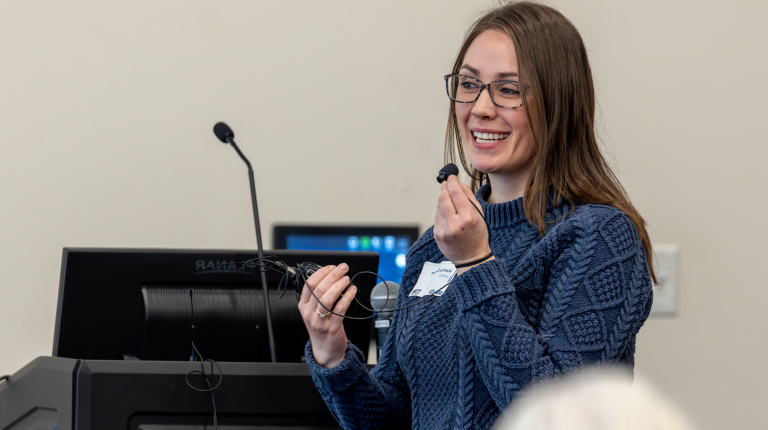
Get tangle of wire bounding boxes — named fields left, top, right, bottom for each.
left=295, top=265, right=451, bottom=320
left=215, top=197, right=495, bottom=318
left=196, top=257, right=450, bottom=320
left=202, top=199, right=491, bottom=321
left=186, top=289, right=223, bottom=429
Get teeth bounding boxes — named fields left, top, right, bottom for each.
left=473, top=131, right=510, bottom=142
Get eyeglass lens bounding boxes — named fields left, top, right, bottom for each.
left=445, top=74, right=522, bottom=108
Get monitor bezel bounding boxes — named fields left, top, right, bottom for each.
left=53, top=247, right=379, bottom=363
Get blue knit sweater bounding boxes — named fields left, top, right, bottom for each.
left=305, top=184, right=653, bottom=429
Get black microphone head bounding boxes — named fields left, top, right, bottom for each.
left=213, top=122, right=234, bottom=143
left=436, top=163, right=460, bottom=183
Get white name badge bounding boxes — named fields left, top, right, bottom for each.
left=409, top=261, right=457, bottom=297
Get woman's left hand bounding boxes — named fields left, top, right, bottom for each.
left=433, top=175, right=492, bottom=271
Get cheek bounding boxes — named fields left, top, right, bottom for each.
left=508, top=110, right=534, bottom=146
left=455, top=105, right=471, bottom=135
left=502, top=110, right=536, bottom=166
left=508, top=109, right=531, bottom=134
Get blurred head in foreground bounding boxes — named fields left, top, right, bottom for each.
left=495, top=368, right=697, bottom=430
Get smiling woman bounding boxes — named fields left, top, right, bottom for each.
left=445, top=4, right=656, bottom=274
left=298, top=2, right=655, bottom=429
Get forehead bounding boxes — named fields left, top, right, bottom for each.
left=462, top=29, right=518, bottom=78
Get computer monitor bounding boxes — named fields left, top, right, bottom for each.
left=53, top=248, right=379, bottom=363
left=272, top=225, right=420, bottom=285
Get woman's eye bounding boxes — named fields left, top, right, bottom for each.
left=460, top=82, right=479, bottom=90
left=496, top=84, right=520, bottom=98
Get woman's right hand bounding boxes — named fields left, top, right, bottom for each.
left=298, top=263, right=358, bottom=368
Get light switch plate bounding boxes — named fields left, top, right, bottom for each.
left=650, top=244, right=679, bottom=315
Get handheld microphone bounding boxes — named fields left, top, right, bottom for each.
left=212, top=121, right=277, bottom=363
left=370, top=281, right=399, bottom=359
left=436, top=163, right=459, bottom=183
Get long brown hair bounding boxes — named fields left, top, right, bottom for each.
left=445, top=1, right=656, bottom=282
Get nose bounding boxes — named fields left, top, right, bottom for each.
left=471, top=86, right=497, bottom=120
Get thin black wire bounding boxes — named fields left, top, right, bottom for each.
left=469, top=200, right=493, bottom=247
left=186, top=343, right=223, bottom=392
left=186, top=289, right=222, bottom=429
left=186, top=343, right=222, bottom=428
left=275, top=272, right=289, bottom=298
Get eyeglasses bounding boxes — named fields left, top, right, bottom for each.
left=444, top=74, right=523, bottom=109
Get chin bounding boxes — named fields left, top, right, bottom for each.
left=467, top=156, right=504, bottom=174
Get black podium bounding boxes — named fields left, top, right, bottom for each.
left=1, top=248, right=383, bottom=430
left=0, top=356, right=342, bottom=429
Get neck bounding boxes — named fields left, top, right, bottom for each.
left=486, top=164, right=533, bottom=203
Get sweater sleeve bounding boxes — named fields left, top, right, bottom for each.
left=450, top=207, right=653, bottom=408
left=304, top=228, right=441, bottom=429
left=305, top=298, right=412, bottom=429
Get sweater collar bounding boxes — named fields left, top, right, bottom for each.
left=475, top=183, right=528, bottom=228
left=475, top=183, right=575, bottom=229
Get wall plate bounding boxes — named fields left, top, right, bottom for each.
left=651, top=244, right=680, bottom=315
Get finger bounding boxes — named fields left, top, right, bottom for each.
left=317, top=275, right=351, bottom=314
left=437, top=182, right=459, bottom=223
left=434, top=191, right=448, bottom=231
left=300, top=283, right=313, bottom=306
left=308, top=263, right=350, bottom=310
left=299, top=265, right=335, bottom=306
left=446, top=175, right=473, bottom=215
left=433, top=205, right=451, bottom=245
left=433, top=211, right=442, bottom=236
left=329, top=284, right=357, bottom=319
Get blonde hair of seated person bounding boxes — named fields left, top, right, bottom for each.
left=495, top=368, right=698, bottom=430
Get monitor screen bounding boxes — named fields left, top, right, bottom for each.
left=53, top=248, right=379, bottom=363
left=273, top=226, right=420, bottom=285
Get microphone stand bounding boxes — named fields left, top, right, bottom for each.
left=225, top=136, right=277, bottom=363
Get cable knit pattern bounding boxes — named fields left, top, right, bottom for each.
left=454, top=326, right=474, bottom=430
left=305, top=184, right=653, bottom=429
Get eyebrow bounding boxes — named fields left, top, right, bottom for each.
left=460, top=64, right=518, bottom=79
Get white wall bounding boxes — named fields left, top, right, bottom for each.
left=556, top=2, right=768, bottom=429
left=0, top=1, right=765, bottom=429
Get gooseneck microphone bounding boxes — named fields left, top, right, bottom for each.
left=213, top=121, right=277, bottom=363
left=436, top=163, right=459, bottom=183
left=370, top=281, right=400, bottom=360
